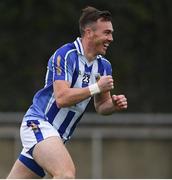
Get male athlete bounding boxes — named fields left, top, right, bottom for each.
left=7, top=6, right=127, bottom=179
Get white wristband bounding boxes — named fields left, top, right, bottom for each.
left=88, top=83, right=101, bottom=96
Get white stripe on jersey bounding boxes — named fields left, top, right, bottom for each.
left=45, top=94, right=55, bottom=115
left=52, top=108, right=69, bottom=131
left=64, top=49, right=77, bottom=81
left=44, top=66, right=49, bottom=87
left=74, top=40, right=81, bottom=54
left=76, top=57, right=85, bottom=86
left=92, top=60, right=99, bottom=82
left=77, top=37, right=84, bottom=55
left=62, top=113, right=81, bottom=139
left=52, top=53, right=56, bottom=80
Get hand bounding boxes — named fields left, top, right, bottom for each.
left=97, top=75, right=114, bottom=93
left=112, top=94, right=127, bottom=111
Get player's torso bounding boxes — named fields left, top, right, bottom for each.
left=23, top=41, right=111, bottom=140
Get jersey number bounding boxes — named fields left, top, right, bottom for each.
left=82, top=74, right=90, bottom=84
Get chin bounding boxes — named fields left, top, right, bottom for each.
left=97, top=48, right=107, bottom=56
left=99, top=51, right=106, bottom=56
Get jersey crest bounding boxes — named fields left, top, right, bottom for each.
left=56, top=55, right=62, bottom=75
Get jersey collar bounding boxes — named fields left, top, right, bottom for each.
left=74, top=37, right=85, bottom=55
left=74, top=37, right=102, bottom=60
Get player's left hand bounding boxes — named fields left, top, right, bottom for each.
left=112, top=94, right=128, bottom=111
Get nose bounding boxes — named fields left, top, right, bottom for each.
left=108, top=34, right=113, bottom=42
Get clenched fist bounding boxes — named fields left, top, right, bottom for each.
left=97, top=75, right=114, bottom=93
left=112, top=95, right=128, bottom=111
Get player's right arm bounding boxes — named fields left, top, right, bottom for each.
left=53, top=80, right=90, bottom=108
left=52, top=49, right=92, bottom=107
left=53, top=75, right=114, bottom=108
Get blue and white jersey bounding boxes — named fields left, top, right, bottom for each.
left=24, top=37, right=112, bottom=141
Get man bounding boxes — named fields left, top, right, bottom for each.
left=7, top=6, right=127, bottom=179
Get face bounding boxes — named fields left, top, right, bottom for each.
left=88, top=19, right=114, bottom=56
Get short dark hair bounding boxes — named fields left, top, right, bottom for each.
left=79, top=6, right=112, bottom=36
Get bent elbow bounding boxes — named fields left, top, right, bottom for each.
left=56, top=97, right=70, bottom=108
left=96, top=109, right=109, bottom=115
left=95, top=105, right=112, bottom=115
left=56, top=99, right=66, bottom=108
left=95, top=105, right=103, bottom=115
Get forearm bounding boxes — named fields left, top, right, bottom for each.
left=94, top=93, right=115, bottom=115
left=55, top=87, right=91, bottom=108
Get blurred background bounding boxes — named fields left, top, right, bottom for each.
left=0, top=0, right=172, bottom=178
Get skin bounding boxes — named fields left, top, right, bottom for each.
left=7, top=136, right=75, bottom=179
left=7, top=159, right=41, bottom=179
left=82, top=18, right=114, bottom=60
left=7, top=18, right=127, bottom=179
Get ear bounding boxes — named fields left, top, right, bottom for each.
left=85, top=27, right=93, bottom=38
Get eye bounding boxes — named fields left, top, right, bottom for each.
left=104, top=30, right=112, bottom=35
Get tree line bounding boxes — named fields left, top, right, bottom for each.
left=0, top=0, right=171, bottom=112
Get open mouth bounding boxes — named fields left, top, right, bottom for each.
left=103, top=43, right=110, bottom=50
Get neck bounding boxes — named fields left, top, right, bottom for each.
left=81, top=38, right=96, bottom=62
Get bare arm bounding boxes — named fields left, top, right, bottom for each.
left=53, top=75, right=115, bottom=108
left=94, top=92, right=115, bottom=115
left=94, top=92, right=128, bottom=115
left=53, top=80, right=91, bottom=108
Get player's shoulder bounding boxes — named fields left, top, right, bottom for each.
left=55, top=42, right=77, bottom=58
left=98, top=55, right=112, bottom=67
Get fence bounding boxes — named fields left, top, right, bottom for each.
left=0, top=112, right=172, bottom=178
